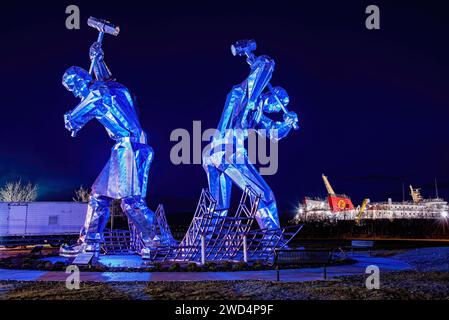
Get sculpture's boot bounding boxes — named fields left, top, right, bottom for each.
left=139, top=238, right=161, bottom=259
left=121, top=196, right=158, bottom=259
left=59, top=241, right=101, bottom=258
left=60, top=194, right=110, bottom=257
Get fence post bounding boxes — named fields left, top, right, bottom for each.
left=274, top=249, right=280, bottom=281
left=243, top=235, right=248, bottom=263
left=201, top=235, right=206, bottom=265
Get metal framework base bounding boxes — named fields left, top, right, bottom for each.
left=102, top=187, right=302, bottom=263
left=102, top=204, right=177, bottom=255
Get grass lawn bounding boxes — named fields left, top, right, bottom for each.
left=1, top=271, right=449, bottom=300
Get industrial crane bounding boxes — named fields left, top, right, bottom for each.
left=322, top=174, right=336, bottom=196
left=321, top=174, right=355, bottom=212
left=409, top=185, right=423, bottom=203
left=356, top=198, right=370, bottom=223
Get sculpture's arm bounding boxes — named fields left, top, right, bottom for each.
left=216, top=86, right=241, bottom=135
left=215, top=56, right=275, bottom=136
left=256, top=111, right=298, bottom=142
left=64, top=91, right=102, bottom=136
left=246, top=55, right=275, bottom=107
left=90, top=42, right=112, bottom=81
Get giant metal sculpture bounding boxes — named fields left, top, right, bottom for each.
left=60, top=17, right=159, bottom=258
left=202, top=39, right=299, bottom=231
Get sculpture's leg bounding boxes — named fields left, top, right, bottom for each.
left=60, top=194, right=111, bottom=257
left=203, top=150, right=234, bottom=241
left=120, top=196, right=156, bottom=249
left=135, top=144, right=154, bottom=197
left=222, top=154, right=280, bottom=230
left=204, top=161, right=232, bottom=216
left=79, top=194, right=112, bottom=243
left=203, top=160, right=233, bottom=238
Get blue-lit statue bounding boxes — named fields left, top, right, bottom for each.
left=203, top=39, right=299, bottom=230
left=60, top=18, right=157, bottom=258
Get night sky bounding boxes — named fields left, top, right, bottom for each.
left=1, top=1, right=448, bottom=224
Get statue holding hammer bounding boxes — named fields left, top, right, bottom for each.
left=203, top=39, right=299, bottom=230
left=60, top=18, right=157, bottom=258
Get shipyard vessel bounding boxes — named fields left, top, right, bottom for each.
left=291, top=175, right=449, bottom=239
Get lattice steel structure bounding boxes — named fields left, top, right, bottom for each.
left=172, top=186, right=260, bottom=262
left=102, top=229, right=132, bottom=254
left=129, top=204, right=178, bottom=254
left=136, top=187, right=302, bottom=264
left=102, top=204, right=177, bottom=255
left=244, top=225, right=302, bottom=261
left=103, top=187, right=301, bottom=262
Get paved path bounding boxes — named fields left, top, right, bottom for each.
left=0, top=255, right=413, bottom=282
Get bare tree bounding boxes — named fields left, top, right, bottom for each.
left=73, top=185, right=90, bottom=203
left=0, top=180, right=38, bottom=202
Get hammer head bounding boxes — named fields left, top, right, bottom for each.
left=87, top=17, right=120, bottom=36
left=231, top=39, right=257, bottom=57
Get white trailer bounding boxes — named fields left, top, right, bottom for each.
left=0, top=202, right=87, bottom=246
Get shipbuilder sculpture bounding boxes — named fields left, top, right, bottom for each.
left=202, top=39, right=299, bottom=230
left=60, top=17, right=159, bottom=258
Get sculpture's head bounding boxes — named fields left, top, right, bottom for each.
left=62, top=66, right=92, bottom=99
left=261, top=86, right=289, bottom=113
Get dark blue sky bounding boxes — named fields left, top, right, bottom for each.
left=0, top=1, right=448, bottom=223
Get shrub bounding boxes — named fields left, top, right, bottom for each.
left=204, top=262, right=217, bottom=272
left=52, top=261, right=66, bottom=271
left=0, top=180, right=38, bottom=202
left=88, top=265, right=106, bottom=272
left=73, top=185, right=90, bottom=203
left=232, top=262, right=248, bottom=271
left=221, top=262, right=233, bottom=271
left=168, top=263, right=181, bottom=272
left=153, top=262, right=163, bottom=271
left=252, top=261, right=264, bottom=270
left=36, top=263, right=47, bottom=270
left=43, top=261, right=53, bottom=270
left=186, top=263, right=200, bottom=272
left=22, top=258, right=34, bottom=265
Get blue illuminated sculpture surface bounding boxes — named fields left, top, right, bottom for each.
left=60, top=18, right=158, bottom=258
left=203, top=39, right=299, bottom=230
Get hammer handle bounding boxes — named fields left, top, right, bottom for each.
left=89, top=32, right=105, bottom=75
left=267, top=83, right=288, bottom=114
